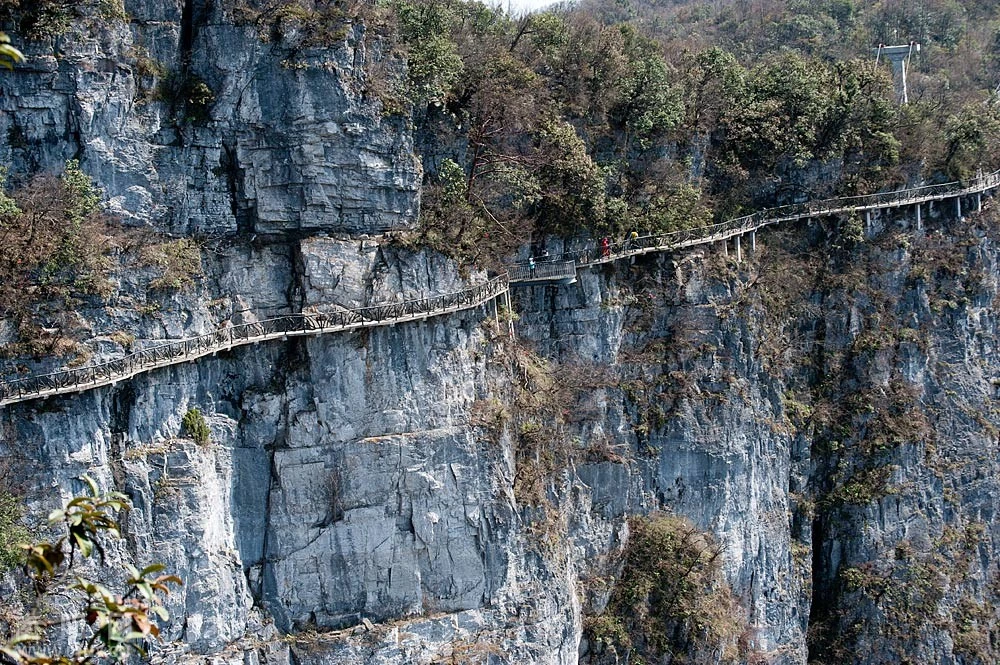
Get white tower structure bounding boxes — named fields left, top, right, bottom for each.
left=873, top=42, right=920, bottom=105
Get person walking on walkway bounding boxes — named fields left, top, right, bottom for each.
left=600, top=237, right=610, bottom=258
left=528, top=256, right=536, bottom=276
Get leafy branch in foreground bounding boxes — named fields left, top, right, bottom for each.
left=0, top=32, right=23, bottom=70
left=1, top=476, right=182, bottom=665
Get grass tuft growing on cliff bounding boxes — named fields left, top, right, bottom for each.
left=0, top=488, right=26, bottom=571
left=141, top=238, right=203, bottom=291
left=226, top=0, right=352, bottom=49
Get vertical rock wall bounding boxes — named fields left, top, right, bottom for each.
left=0, top=0, right=420, bottom=235
left=513, top=205, right=1000, bottom=664
left=0, top=3, right=998, bottom=665
left=4, top=201, right=1000, bottom=665
left=515, top=250, right=806, bottom=662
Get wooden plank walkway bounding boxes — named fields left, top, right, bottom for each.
left=0, top=277, right=509, bottom=406
left=2, top=168, right=997, bottom=405
left=511, top=168, right=1000, bottom=277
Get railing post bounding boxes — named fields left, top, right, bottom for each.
left=503, top=289, right=515, bottom=338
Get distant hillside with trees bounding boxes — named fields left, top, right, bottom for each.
left=376, top=0, right=1000, bottom=263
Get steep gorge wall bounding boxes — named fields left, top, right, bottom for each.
left=4, top=200, right=1000, bottom=665
left=2, top=238, right=578, bottom=660
left=512, top=205, right=1000, bottom=664
left=1, top=3, right=999, bottom=665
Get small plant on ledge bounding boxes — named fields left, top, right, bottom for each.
left=181, top=407, right=211, bottom=446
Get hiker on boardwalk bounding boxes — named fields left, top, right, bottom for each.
left=600, top=236, right=610, bottom=258
left=528, top=256, right=536, bottom=275
left=628, top=230, right=639, bottom=250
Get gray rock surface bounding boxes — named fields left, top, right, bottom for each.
left=0, top=0, right=419, bottom=236
left=1, top=5, right=999, bottom=665
left=7, top=206, right=999, bottom=665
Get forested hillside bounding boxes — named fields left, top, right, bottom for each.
left=377, top=0, right=1000, bottom=261
left=1, top=0, right=997, bottom=260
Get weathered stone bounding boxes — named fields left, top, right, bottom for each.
left=1, top=5, right=999, bottom=665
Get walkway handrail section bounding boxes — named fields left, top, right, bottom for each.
left=507, top=261, right=577, bottom=282
left=516, top=168, right=1000, bottom=270
left=5, top=167, right=999, bottom=404
left=0, top=276, right=509, bottom=406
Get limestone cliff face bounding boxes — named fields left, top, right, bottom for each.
left=802, top=212, right=1000, bottom=664
left=3, top=238, right=583, bottom=662
left=1, top=4, right=999, bottom=665
left=7, top=206, right=999, bottom=665
left=0, top=0, right=419, bottom=236
left=515, top=247, right=807, bottom=661
left=525, top=208, right=1000, bottom=664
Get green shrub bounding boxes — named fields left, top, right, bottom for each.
left=155, top=71, right=215, bottom=124
left=142, top=238, right=202, bottom=291
left=0, top=0, right=74, bottom=40
left=586, top=513, right=748, bottom=663
left=97, top=0, right=128, bottom=22
left=181, top=407, right=211, bottom=446
left=3, top=476, right=181, bottom=665
left=0, top=161, right=114, bottom=337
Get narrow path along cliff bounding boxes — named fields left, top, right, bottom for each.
left=3, top=170, right=996, bottom=407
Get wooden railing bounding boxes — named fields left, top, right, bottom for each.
left=0, top=277, right=509, bottom=406
left=3, top=167, right=998, bottom=404
left=509, top=168, right=1000, bottom=273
